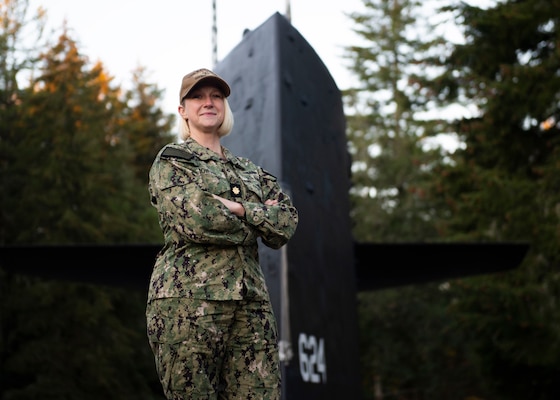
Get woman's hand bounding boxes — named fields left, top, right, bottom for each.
left=212, top=194, right=245, bottom=217
left=212, top=195, right=279, bottom=217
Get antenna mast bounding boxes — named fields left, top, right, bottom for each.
left=212, top=0, right=218, bottom=67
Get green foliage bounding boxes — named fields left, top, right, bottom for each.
left=448, top=269, right=560, bottom=399
left=346, top=0, right=560, bottom=399
left=344, top=0, right=454, bottom=243
left=358, top=284, right=489, bottom=399
left=0, top=271, right=164, bottom=400
left=1, top=1, right=175, bottom=398
left=122, top=65, right=176, bottom=186
left=1, top=28, right=170, bottom=244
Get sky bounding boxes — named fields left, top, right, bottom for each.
left=27, top=0, right=495, bottom=124
left=29, top=0, right=366, bottom=115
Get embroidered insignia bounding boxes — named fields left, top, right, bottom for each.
left=160, top=147, right=194, bottom=160
left=230, top=183, right=241, bottom=197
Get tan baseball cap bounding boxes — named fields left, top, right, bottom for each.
left=179, top=68, right=231, bottom=102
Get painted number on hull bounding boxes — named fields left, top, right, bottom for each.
left=298, top=333, right=327, bottom=383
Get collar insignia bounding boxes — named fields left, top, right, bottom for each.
left=230, top=183, right=241, bottom=198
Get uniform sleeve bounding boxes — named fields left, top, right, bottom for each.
left=149, top=153, right=257, bottom=246
left=242, top=167, right=299, bottom=249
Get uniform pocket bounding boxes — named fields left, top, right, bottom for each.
left=146, top=298, right=194, bottom=345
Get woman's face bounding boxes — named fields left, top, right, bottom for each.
left=179, top=84, right=225, bottom=134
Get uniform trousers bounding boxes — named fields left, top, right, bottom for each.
left=146, top=297, right=281, bottom=400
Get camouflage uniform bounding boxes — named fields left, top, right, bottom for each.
left=146, top=137, right=298, bottom=399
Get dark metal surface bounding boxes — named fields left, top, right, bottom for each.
left=0, top=244, right=159, bottom=289
left=0, top=242, right=529, bottom=291
left=355, top=242, right=530, bottom=291
left=216, top=12, right=360, bottom=399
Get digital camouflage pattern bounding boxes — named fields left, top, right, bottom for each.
left=146, top=297, right=280, bottom=399
left=148, top=138, right=298, bottom=302
left=147, top=137, right=298, bottom=399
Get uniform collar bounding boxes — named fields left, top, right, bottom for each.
left=184, top=137, right=244, bottom=168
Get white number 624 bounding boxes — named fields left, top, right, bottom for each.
left=298, top=333, right=327, bottom=384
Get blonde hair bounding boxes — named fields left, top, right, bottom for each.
left=179, top=97, right=234, bottom=140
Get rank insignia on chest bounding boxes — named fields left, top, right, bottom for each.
left=230, top=183, right=242, bottom=198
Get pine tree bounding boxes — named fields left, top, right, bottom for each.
left=3, top=27, right=165, bottom=244
left=0, top=0, right=47, bottom=244
left=429, top=1, right=560, bottom=398
left=344, top=0, right=454, bottom=243
left=121, top=65, right=176, bottom=186
left=1, top=2, right=173, bottom=398
left=343, top=1, right=475, bottom=398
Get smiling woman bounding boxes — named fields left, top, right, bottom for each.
left=145, top=67, right=299, bottom=399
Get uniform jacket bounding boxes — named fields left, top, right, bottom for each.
left=148, top=138, right=299, bottom=302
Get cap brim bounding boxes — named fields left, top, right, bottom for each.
left=193, top=77, right=231, bottom=97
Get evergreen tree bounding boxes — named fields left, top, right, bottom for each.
left=1, top=272, right=164, bottom=400
left=2, top=26, right=165, bottom=244
left=349, top=0, right=560, bottom=396
left=358, top=284, right=489, bottom=399
left=121, top=65, right=176, bottom=187
left=1, top=1, right=174, bottom=398
left=428, top=1, right=560, bottom=398
left=343, top=1, right=475, bottom=398
left=0, top=0, right=47, bottom=244
left=344, top=0, right=453, bottom=243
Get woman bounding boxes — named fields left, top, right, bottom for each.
left=146, top=68, right=298, bottom=400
